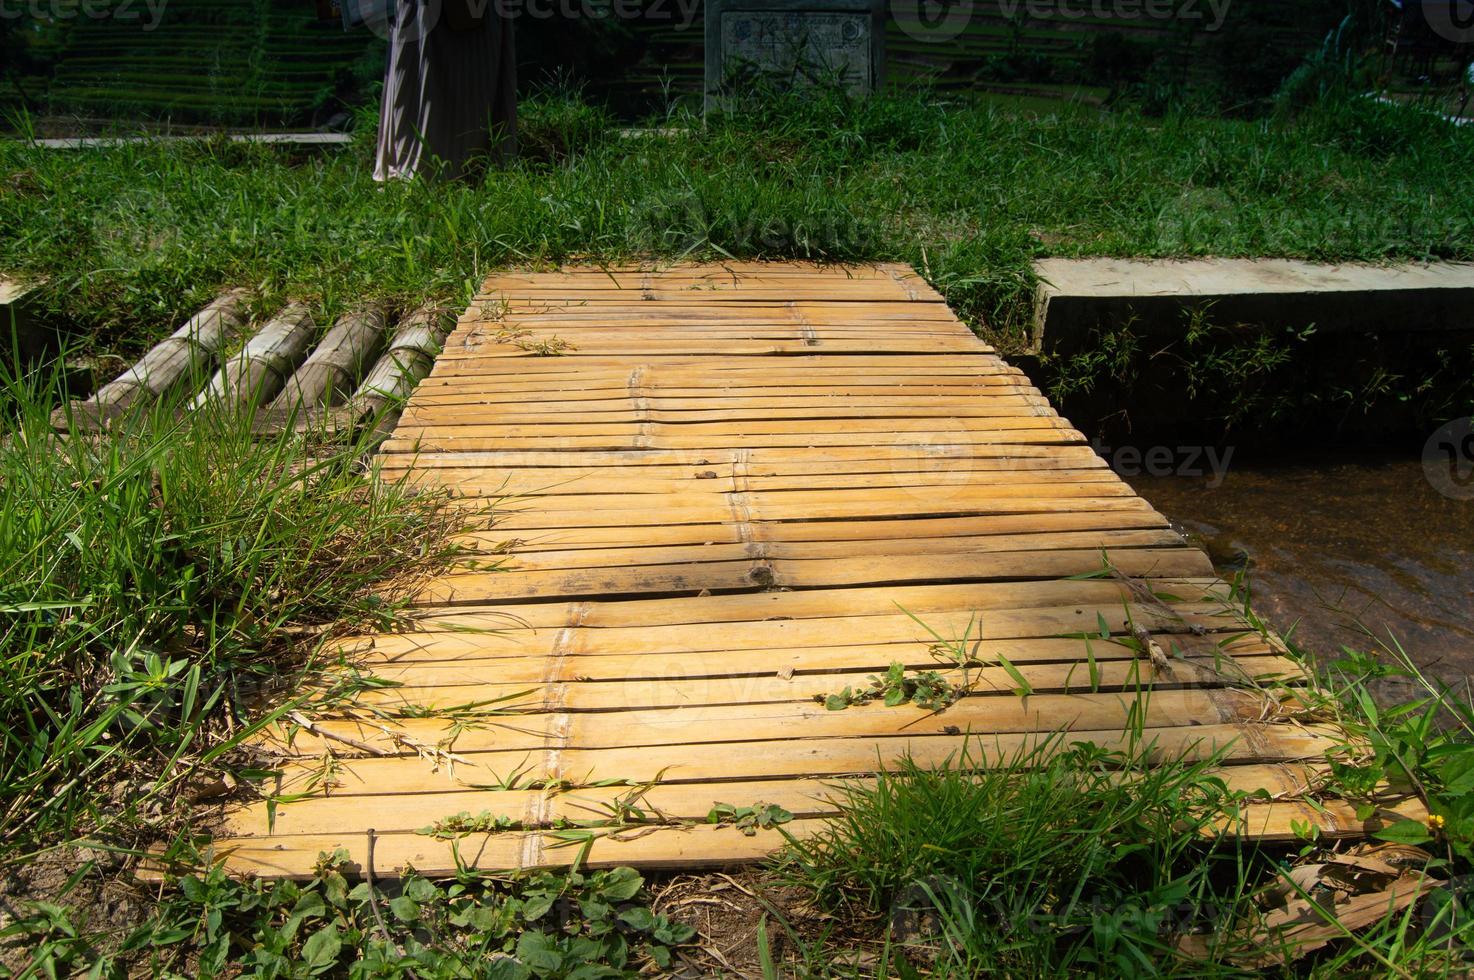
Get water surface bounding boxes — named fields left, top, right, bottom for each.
left=1126, top=455, right=1474, bottom=682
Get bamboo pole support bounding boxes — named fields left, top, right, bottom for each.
left=189, top=303, right=315, bottom=412
left=55, top=289, right=250, bottom=429
left=350, top=306, right=455, bottom=420
left=272, top=308, right=387, bottom=413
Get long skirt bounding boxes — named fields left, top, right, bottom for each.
left=374, top=1, right=517, bottom=182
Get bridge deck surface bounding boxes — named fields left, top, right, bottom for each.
left=208, top=262, right=1415, bottom=878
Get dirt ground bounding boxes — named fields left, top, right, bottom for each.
left=652, top=870, right=901, bottom=977
left=0, top=846, right=150, bottom=974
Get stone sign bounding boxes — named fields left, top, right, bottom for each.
left=705, top=0, right=885, bottom=110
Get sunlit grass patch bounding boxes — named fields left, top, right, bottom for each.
left=0, top=368, right=468, bottom=862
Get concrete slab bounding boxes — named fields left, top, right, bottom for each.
left=1032, top=258, right=1474, bottom=354
left=22, top=133, right=354, bottom=150
left=0, top=278, right=32, bottom=309
left=0, top=277, right=42, bottom=358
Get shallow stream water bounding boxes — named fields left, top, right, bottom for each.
left=1125, top=454, right=1474, bottom=683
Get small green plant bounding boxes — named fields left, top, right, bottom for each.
left=1317, top=645, right=1474, bottom=865
left=1221, top=572, right=1474, bottom=870
left=818, top=662, right=966, bottom=712
left=706, top=802, right=794, bottom=837
left=515, top=335, right=576, bottom=357
left=419, top=810, right=518, bottom=840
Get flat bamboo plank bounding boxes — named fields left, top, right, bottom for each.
left=343, top=632, right=1276, bottom=678
left=345, top=656, right=1299, bottom=712
left=398, top=401, right=1056, bottom=427
left=416, top=548, right=1213, bottom=604
left=423, top=465, right=1121, bottom=493
left=475, top=529, right=1180, bottom=572
left=259, top=725, right=1340, bottom=798
left=191, top=790, right=1431, bottom=880
left=381, top=576, right=1235, bottom=630
left=192, top=792, right=1431, bottom=880
left=381, top=449, right=1113, bottom=479
left=199, top=263, right=1380, bottom=879
left=349, top=607, right=1255, bottom=668
left=229, top=763, right=1336, bottom=838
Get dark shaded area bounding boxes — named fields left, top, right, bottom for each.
left=3, top=0, right=1443, bottom=129
left=1045, top=323, right=1474, bottom=453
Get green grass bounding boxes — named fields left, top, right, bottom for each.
left=39, top=0, right=375, bottom=126
left=0, top=368, right=467, bottom=864
left=779, top=735, right=1249, bottom=974
left=2, top=87, right=1472, bottom=362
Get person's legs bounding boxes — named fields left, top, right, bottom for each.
left=424, top=13, right=516, bottom=179
left=373, top=1, right=434, bottom=182
left=375, top=2, right=516, bottom=182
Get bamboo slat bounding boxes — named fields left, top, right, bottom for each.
left=191, top=793, right=1430, bottom=881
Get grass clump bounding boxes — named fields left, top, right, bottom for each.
left=0, top=370, right=464, bottom=862
left=774, top=597, right=1474, bottom=976
left=517, top=80, right=617, bottom=166
left=780, top=738, right=1247, bottom=975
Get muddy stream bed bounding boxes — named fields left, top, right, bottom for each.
left=1125, top=453, right=1474, bottom=688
